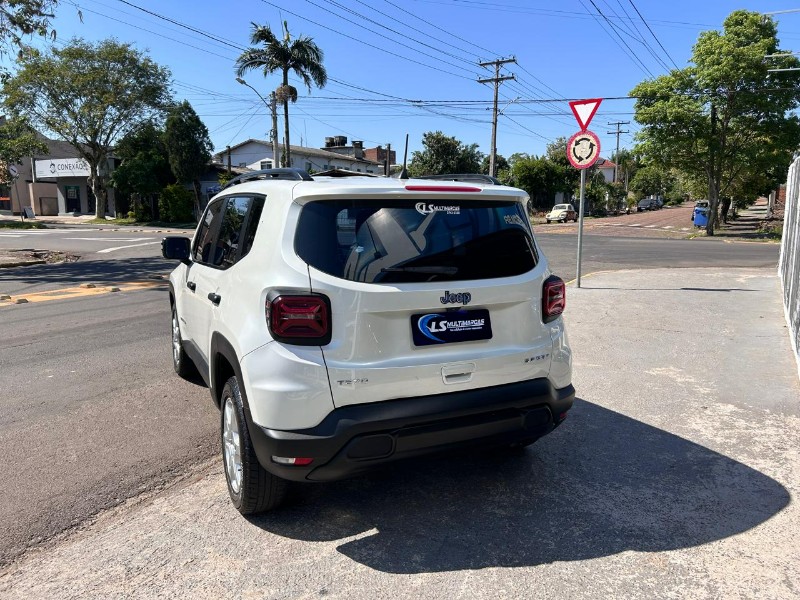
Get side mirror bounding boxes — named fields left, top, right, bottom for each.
left=162, top=237, right=191, bottom=264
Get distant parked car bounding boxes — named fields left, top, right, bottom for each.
left=637, top=198, right=659, bottom=212
left=545, top=203, right=578, bottom=223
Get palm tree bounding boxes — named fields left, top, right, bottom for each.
left=235, top=21, right=327, bottom=167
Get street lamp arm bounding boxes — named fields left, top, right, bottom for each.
left=235, top=77, right=281, bottom=168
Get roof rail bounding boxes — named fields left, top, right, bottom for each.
left=315, top=168, right=380, bottom=178
left=417, top=173, right=501, bottom=185
left=221, top=168, right=313, bottom=190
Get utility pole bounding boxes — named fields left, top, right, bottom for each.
left=478, top=57, right=516, bottom=177
left=269, top=92, right=280, bottom=169
left=385, top=142, right=392, bottom=177
left=606, top=121, right=629, bottom=183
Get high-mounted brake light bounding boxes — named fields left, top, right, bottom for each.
left=404, top=185, right=482, bottom=193
left=542, top=276, right=566, bottom=323
left=266, top=294, right=331, bottom=345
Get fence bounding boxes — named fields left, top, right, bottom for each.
left=780, top=156, right=800, bottom=379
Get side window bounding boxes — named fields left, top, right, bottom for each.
left=193, top=199, right=225, bottom=264
left=240, top=197, right=264, bottom=259
left=214, top=197, right=251, bottom=268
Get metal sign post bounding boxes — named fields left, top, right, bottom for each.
left=576, top=168, right=587, bottom=287
left=567, top=130, right=601, bottom=288
left=566, top=98, right=603, bottom=289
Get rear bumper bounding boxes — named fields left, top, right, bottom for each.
left=247, top=378, right=575, bottom=482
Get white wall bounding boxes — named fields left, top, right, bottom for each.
left=780, top=157, right=800, bottom=380
left=222, top=141, right=381, bottom=174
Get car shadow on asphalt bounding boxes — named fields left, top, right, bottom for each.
left=248, top=398, right=789, bottom=574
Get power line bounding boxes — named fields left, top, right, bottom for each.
left=628, top=0, right=680, bottom=70
left=583, top=0, right=656, bottom=77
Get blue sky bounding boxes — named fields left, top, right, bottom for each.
left=6, top=0, right=800, bottom=161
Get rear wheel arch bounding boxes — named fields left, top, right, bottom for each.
left=210, top=333, right=243, bottom=409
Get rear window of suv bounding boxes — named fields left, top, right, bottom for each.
left=295, top=199, right=538, bottom=283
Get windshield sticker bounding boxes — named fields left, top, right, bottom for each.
left=504, top=214, right=525, bottom=227
left=415, top=202, right=461, bottom=215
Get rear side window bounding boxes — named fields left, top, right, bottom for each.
left=295, top=199, right=537, bottom=283
left=193, top=196, right=264, bottom=268
left=193, top=199, right=225, bottom=263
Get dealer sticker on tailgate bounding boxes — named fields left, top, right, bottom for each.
left=411, top=309, right=492, bottom=346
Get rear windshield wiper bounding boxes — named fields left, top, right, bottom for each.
left=381, top=266, right=459, bottom=275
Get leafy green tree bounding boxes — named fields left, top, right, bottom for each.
left=158, top=183, right=194, bottom=223
left=235, top=21, right=327, bottom=166
left=511, top=155, right=567, bottom=211
left=631, top=10, right=800, bottom=234
left=0, top=1, right=58, bottom=60
left=164, top=101, right=212, bottom=219
left=0, top=117, right=46, bottom=186
left=545, top=137, right=581, bottom=192
left=481, top=153, right=508, bottom=176
left=2, top=38, right=172, bottom=217
left=111, top=121, right=173, bottom=220
left=407, top=131, right=483, bottom=176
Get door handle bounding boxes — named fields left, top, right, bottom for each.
left=186, top=281, right=196, bottom=291
left=207, top=293, right=221, bottom=306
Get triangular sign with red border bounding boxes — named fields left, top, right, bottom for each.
left=569, top=98, right=603, bottom=131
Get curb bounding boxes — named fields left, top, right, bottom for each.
left=0, top=260, right=46, bottom=269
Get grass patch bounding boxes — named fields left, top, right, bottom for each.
left=86, top=217, right=195, bottom=229
left=0, top=220, right=48, bottom=229
left=756, top=225, right=782, bottom=240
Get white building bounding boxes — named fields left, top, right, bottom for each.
left=214, top=139, right=384, bottom=174
left=1, top=138, right=116, bottom=216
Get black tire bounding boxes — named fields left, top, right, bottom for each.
left=546, top=219, right=550, bottom=224
left=171, top=304, right=197, bottom=380
left=221, top=376, right=288, bottom=515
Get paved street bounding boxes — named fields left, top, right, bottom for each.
left=0, top=224, right=795, bottom=597
left=2, top=267, right=797, bottom=599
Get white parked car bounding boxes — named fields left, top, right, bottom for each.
left=545, top=203, right=578, bottom=223
left=162, top=169, right=574, bottom=514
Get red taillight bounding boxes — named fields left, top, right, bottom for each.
left=543, top=276, right=566, bottom=323
left=267, top=295, right=331, bottom=344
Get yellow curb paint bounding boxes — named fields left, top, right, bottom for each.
left=0, top=280, right=166, bottom=307
left=565, top=270, right=614, bottom=286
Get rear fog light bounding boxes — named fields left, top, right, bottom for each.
left=272, top=456, right=314, bottom=466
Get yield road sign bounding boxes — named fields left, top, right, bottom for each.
left=567, top=130, right=601, bottom=169
left=569, top=98, right=602, bottom=131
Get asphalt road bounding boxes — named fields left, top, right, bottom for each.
left=0, top=226, right=783, bottom=567
left=3, top=267, right=798, bottom=599
left=537, top=232, right=780, bottom=282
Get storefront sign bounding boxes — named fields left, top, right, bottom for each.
left=35, top=158, right=91, bottom=179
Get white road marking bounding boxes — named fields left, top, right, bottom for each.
left=681, top=228, right=690, bottom=231
left=0, top=228, right=95, bottom=236
left=628, top=224, right=642, bottom=227
left=97, top=241, right=160, bottom=254
left=66, top=237, right=154, bottom=242
left=645, top=225, right=656, bottom=228
left=663, top=226, right=674, bottom=229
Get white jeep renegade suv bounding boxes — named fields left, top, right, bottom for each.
left=162, top=169, right=574, bottom=515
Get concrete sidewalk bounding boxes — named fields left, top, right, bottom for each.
left=1, top=268, right=798, bottom=599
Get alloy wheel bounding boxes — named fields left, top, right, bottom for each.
left=223, top=397, right=243, bottom=495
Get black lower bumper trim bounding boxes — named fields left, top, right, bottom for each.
left=248, top=379, right=574, bottom=482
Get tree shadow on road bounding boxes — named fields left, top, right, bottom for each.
left=0, top=257, right=174, bottom=288
left=249, top=399, right=789, bottom=573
